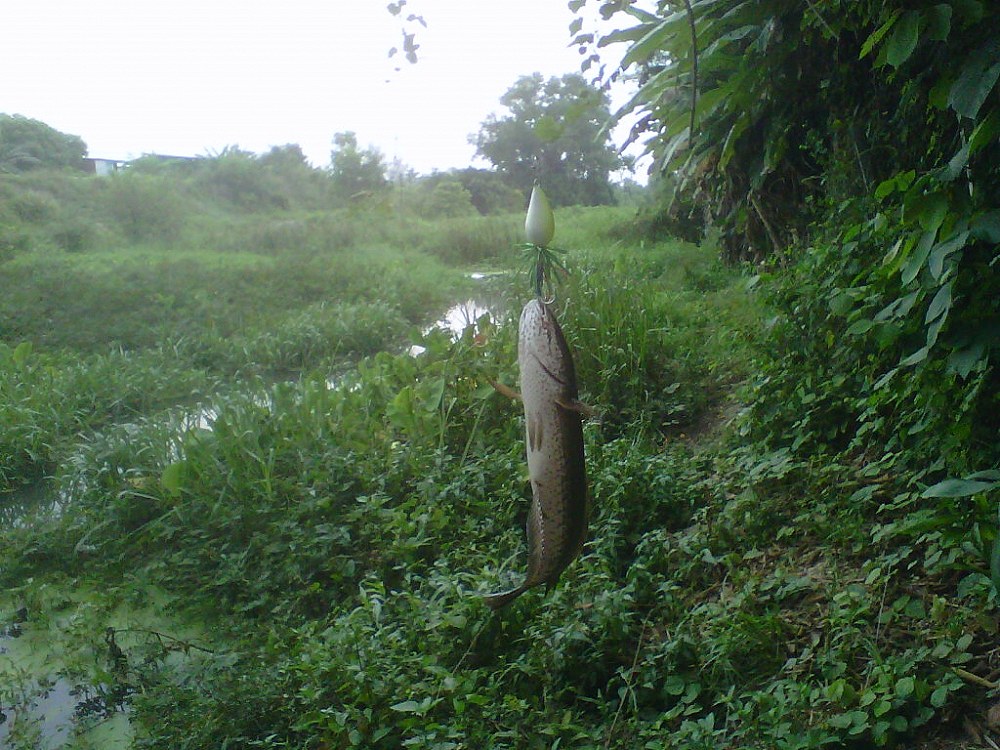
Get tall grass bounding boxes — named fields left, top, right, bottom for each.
left=564, top=237, right=760, bottom=437
left=0, top=342, right=213, bottom=491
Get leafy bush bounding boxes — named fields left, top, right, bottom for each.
left=422, top=179, right=477, bottom=218
left=103, top=172, right=191, bottom=242
left=0, top=113, right=86, bottom=172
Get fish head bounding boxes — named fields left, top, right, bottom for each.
left=518, top=299, right=577, bottom=389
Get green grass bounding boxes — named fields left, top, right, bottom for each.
left=0, top=167, right=994, bottom=749
left=0, top=171, right=501, bottom=491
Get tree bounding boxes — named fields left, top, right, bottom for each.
left=0, top=114, right=87, bottom=173
left=328, top=132, right=388, bottom=201
left=423, top=179, right=476, bottom=218
left=420, top=168, right=522, bottom=215
left=472, top=73, right=623, bottom=207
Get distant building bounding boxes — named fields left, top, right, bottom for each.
left=82, top=153, right=201, bottom=176
left=82, top=157, right=126, bottom=176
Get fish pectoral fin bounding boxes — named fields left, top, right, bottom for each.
left=555, top=397, right=599, bottom=419
left=491, top=380, right=522, bottom=401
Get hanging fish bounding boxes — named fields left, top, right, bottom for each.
left=485, top=298, right=590, bottom=609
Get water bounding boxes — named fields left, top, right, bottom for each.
left=1, top=481, right=63, bottom=530
left=0, top=665, right=76, bottom=749
left=408, top=298, right=496, bottom=357
left=0, top=613, right=132, bottom=749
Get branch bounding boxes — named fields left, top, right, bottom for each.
left=953, top=667, right=999, bottom=690
left=111, top=627, right=220, bottom=655
left=683, top=0, right=698, bottom=143
left=749, top=193, right=783, bottom=257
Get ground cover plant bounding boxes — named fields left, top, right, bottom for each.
left=2, top=84, right=998, bottom=748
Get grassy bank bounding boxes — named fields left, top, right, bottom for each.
left=1, top=168, right=996, bottom=748
left=0, top=166, right=526, bottom=491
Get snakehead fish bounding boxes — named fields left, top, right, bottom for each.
left=485, top=298, right=589, bottom=609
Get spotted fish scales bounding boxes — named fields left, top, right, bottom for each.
left=484, top=298, right=588, bottom=609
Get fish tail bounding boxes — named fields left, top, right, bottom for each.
left=483, top=584, right=529, bottom=610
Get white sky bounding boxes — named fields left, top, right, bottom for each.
left=2, top=0, right=640, bottom=176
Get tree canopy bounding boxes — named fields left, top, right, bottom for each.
left=472, top=73, right=622, bottom=207
left=572, top=0, right=1000, bottom=598
left=329, top=131, right=389, bottom=201
left=0, top=114, right=87, bottom=173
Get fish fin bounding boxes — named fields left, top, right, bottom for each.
left=555, top=398, right=599, bottom=419
left=491, top=380, right=522, bottom=401
left=483, top=584, right=528, bottom=610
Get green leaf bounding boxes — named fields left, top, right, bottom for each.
left=901, top=230, right=936, bottom=285
left=948, top=40, right=1000, bottom=118
left=990, top=533, right=1000, bottom=595
left=390, top=700, right=422, bottom=713
left=534, top=115, right=564, bottom=142
left=930, top=685, right=949, bottom=708
left=921, top=478, right=1000, bottom=498
left=928, top=231, right=968, bottom=280
left=860, top=9, right=902, bottom=59
left=940, top=142, right=969, bottom=181
left=926, top=313, right=945, bottom=348
left=621, top=16, right=680, bottom=68
left=924, top=4, right=952, bottom=41
left=924, top=282, right=953, bottom=323
left=882, top=236, right=904, bottom=267
left=719, top=115, right=751, bottom=170
left=161, top=461, right=185, bottom=496
left=12, top=341, right=32, bottom=368
left=877, top=291, right=920, bottom=322
left=422, top=377, right=446, bottom=413
left=948, top=343, right=986, bottom=377
left=969, top=111, right=1000, bottom=155
left=828, top=713, right=854, bottom=729
left=895, top=676, right=915, bottom=698
left=874, top=177, right=897, bottom=201
left=664, top=675, right=686, bottom=695
left=896, top=170, right=917, bottom=191
left=905, top=191, right=948, bottom=232
left=886, top=11, right=920, bottom=68
left=900, top=346, right=929, bottom=367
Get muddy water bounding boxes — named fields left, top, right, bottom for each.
left=0, top=605, right=133, bottom=749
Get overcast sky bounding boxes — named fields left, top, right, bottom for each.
left=3, top=0, right=639, bottom=176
